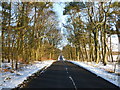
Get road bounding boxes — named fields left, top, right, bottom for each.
left=24, top=61, right=118, bottom=89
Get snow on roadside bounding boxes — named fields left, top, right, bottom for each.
left=67, top=60, right=120, bottom=87
left=0, top=60, right=55, bottom=89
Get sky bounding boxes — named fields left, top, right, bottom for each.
left=53, top=2, right=69, bottom=50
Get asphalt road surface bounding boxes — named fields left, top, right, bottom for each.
left=24, top=61, right=118, bottom=89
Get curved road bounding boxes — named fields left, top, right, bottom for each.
left=24, top=61, right=118, bottom=89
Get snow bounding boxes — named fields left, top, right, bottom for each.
left=107, top=34, right=119, bottom=52
left=1, top=59, right=119, bottom=89
left=0, top=60, right=55, bottom=89
left=108, top=55, right=119, bottom=62
left=67, top=60, right=120, bottom=87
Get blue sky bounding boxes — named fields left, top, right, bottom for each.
left=53, top=2, right=69, bottom=50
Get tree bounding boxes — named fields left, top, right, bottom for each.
left=63, top=2, right=119, bottom=65
left=1, top=2, right=62, bottom=70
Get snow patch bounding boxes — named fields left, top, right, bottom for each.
left=0, top=60, right=55, bottom=89
left=67, top=60, right=120, bottom=87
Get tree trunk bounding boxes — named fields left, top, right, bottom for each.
left=93, top=30, right=99, bottom=64
left=110, top=35, right=114, bottom=62
left=7, top=2, right=11, bottom=63
left=103, top=31, right=107, bottom=65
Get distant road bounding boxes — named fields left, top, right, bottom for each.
left=24, top=61, right=118, bottom=88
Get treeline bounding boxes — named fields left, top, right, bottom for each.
left=62, top=2, right=120, bottom=65
left=1, top=2, right=61, bottom=69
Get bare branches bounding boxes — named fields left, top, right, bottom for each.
left=63, top=1, right=119, bottom=65
left=1, top=2, right=61, bottom=69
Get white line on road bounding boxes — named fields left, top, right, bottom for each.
left=69, top=76, right=77, bottom=90
left=65, top=66, right=77, bottom=90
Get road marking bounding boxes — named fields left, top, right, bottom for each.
left=65, top=65, right=77, bottom=90
left=69, top=76, right=77, bottom=90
